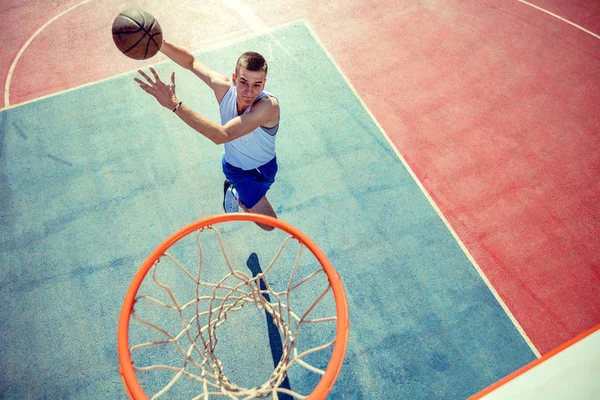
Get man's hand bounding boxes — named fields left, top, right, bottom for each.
left=134, top=67, right=179, bottom=110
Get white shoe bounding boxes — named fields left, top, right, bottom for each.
left=223, top=180, right=239, bottom=213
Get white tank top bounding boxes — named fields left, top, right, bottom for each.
left=219, top=85, right=278, bottom=170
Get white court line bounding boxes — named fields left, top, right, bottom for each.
left=4, top=0, right=93, bottom=108
left=221, top=0, right=267, bottom=33
left=220, top=0, right=294, bottom=61
left=301, top=22, right=542, bottom=358
left=518, top=0, right=600, bottom=40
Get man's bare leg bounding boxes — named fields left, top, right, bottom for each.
left=241, top=196, right=277, bottom=231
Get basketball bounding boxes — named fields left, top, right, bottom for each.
left=112, top=9, right=163, bottom=60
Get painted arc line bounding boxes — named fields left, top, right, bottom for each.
left=4, top=0, right=93, bottom=107
left=3, top=0, right=273, bottom=110
left=301, top=22, right=542, bottom=358
left=518, top=0, right=600, bottom=40
left=0, top=19, right=304, bottom=112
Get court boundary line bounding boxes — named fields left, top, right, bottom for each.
left=517, top=0, right=600, bottom=40
left=301, top=22, right=541, bottom=358
left=0, top=19, right=302, bottom=112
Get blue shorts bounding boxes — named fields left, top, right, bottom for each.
left=222, top=156, right=278, bottom=209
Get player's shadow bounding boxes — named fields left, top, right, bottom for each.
left=246, top=253, right=293, bottom=399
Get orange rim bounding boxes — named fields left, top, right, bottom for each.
left=117, top=213, right=350, bottom=400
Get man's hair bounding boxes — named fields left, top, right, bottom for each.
left=235, top=52, right=268, bottom=76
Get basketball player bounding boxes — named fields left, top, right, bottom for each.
left=134, top=41, right=280, bottom=231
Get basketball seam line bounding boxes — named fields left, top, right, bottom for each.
left=118, top=14, right=149, bottom=55
left=118, top=14, right=145, bottom=31
left=117, top=13, right=161, bottom=57
left=113, top=29, right=143, bottom=35
left=123, top=34, right=150, bottom=55
left=146, top=20, right=160, bottom=56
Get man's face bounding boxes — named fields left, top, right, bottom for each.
left=233, top=67, right=266, bottom=109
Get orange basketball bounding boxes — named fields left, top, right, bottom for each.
left=112, top=9, right=163, bottom=60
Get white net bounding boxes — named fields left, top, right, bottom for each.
left=127, top=221, right=340, bottom=399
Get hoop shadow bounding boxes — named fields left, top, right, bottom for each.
left=246, top=253, right=293, bottom=399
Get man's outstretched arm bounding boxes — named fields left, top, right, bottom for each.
left=134, top=68, right=277, bottom=144
left=160, top=40, right=230, bottom=101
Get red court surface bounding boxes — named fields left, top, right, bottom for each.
left=1, top=0, right=599, bottom=357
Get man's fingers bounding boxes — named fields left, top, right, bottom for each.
left=134, top=78, right=152, bottom=91
left=134, top=68, right=178, bottom=108
left=150, top=67, right=161, bottom=83
left=134, top=78, right=156, bottom=96
left=170, top=72, right=176, bottom=94
left=137, top=69, right=154, bottom=84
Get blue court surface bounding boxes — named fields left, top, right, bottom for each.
left=0, top=22, right=535, bottom=398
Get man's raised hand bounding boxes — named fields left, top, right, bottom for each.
left=134, top=67, right=179, bottom=110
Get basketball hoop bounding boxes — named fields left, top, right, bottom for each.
left=118, top=213, right=349, bottom=399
